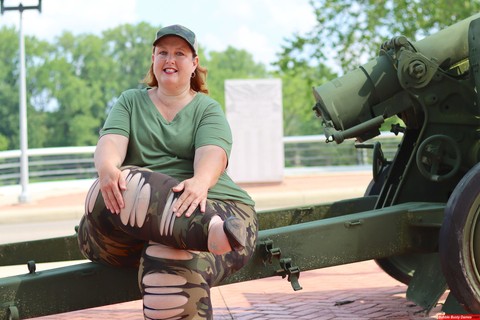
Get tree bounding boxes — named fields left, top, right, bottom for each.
left=27, top=32, right=100, bottom=146
left=101, top=22, right=157, bottom=95
left=26, top=36, right=58, bottom=148
left=275, top=63, right=337, bottom=136
left=26, top=23, right=157, bottom=147
left=0, top=26, right=21, bottom=150
left=0, top=9, right=424, bottom=150
left=204, top=46, right=269, bottom=108
left=279, top=0, right=480, bottom=72
left=273, top=15, right=339, bottom=136
left=274, top=0, right=480, bottom=134
left=0, top=24, right=276, bottom=149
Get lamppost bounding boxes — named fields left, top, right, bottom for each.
left=0, top=0, right=42, bottom=203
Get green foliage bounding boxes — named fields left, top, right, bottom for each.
left=0, top=23, right=276, bottom=150
left=274, top=1, right=480, bottom=135
left=0, top=23, right=158, bottom=149
left=101, top=22, right=156, bottom=91
left=274, top=63, right=336, bottom=136
left=0, top=134, right=8, bottom=151
left=204, top=46, right=269, bottom=108
left=279, top=0, right=480, bottom=72
left=2, top=3, right=475, bottom=150
left=0, top=26, right=20, bottom=150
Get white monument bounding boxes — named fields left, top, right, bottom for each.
left=225, top=79, right=284, bottom=183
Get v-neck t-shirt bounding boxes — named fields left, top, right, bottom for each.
left=100, top=88, right=254, bottom=206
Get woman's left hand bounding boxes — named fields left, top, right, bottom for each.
left=171, top=177, right=209, bottom=217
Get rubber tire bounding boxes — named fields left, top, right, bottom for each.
left=439, top=162, right=480, bottom=313
left=374, top=254, right=417, bottom=285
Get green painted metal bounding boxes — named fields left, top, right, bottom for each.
left=312, top=12, right=480, bottom=314
left=443, top=293, right=468, bottom=314
left=0, top=234, right=83, bottom=266
left=0, top=262, right=140, bottom=319
left=406, top=253, right=447, bottom=313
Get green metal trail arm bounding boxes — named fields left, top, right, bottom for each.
left=0, top=235, right=84, bottom=266
left=227, top=202, right=444, bottom=284
left=0, top=201, right=444, bottom=319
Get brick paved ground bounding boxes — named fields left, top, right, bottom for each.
left=32, top=261, right=445, bottom=320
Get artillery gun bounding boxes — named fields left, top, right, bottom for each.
left=2, top=12, right=480, bottom=319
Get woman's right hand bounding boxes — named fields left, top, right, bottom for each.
left=98, top=166, right=127, bottom=214
left=94, top=134, right=129, bottom=214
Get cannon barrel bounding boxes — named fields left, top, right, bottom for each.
left=415, top=12, right=480, bottom=67
left=313, top=12, right=480, bottom=144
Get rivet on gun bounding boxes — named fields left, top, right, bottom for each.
left=344, top=220, right=363, bottom=228
left=27, top=260, right=36, bottom=274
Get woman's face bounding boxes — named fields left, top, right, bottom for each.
left=152, top=35, right=198, bottom=92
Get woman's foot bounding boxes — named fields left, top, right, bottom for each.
left=223, top=216, right=246, bottom=251
left=208, top=216, right=246, bottom=254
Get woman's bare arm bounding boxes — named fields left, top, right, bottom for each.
left=94, top=134, right=129, bottom=213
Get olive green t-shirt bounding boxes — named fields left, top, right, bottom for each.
left=100, top=88, right=254, bottom=206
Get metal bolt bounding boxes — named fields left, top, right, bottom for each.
left=409, top=61, right=426, bottom=79
left=27, top=260, right=36, bottom=274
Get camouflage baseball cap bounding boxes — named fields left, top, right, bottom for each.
left=153, top=24, right=198, bottom=55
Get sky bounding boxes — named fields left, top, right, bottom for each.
left=0, top=0, right=317, bottom=67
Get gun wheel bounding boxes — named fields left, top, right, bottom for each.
left=364, top=165, right=417, bottom=285
left=440, top=162, right=480, bottom=313
left=374, top=255, right=417, bottom=284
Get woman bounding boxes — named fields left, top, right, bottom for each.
left=77, top=24, right=258, bottom=320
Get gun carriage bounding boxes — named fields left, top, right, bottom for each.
left=3, top=12, right=480, bottom=319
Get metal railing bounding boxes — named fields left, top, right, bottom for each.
left=283, top=132, right=400, bottom=168
left=0, top=146, right=97, bottom=186
left=0, top=133, right=401, bottom=186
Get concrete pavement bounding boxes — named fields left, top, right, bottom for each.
left=0, top=169, right=449, bottom=319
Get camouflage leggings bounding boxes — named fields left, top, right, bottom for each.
left=77, top=166, right=258, bottom=320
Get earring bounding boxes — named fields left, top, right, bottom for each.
left=191, top=72, right=196, bottom=79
